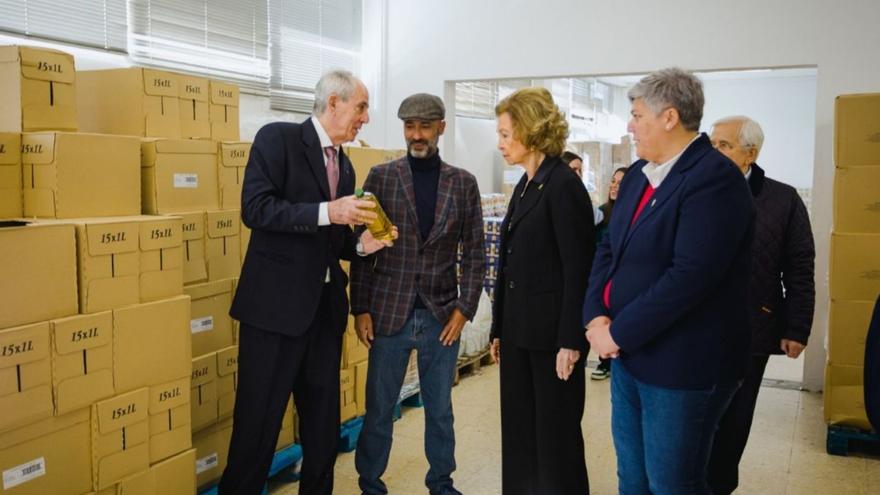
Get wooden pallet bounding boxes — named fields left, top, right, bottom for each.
left=827, top=424, right=880, bottom=456
left=454, top=347, right=493, bottom=385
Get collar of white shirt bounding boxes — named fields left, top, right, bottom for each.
left=310, top=116, right=339, bottom=159
left=744, top=165, right=752, bottom=180
left=641, top=134, right=701, bottom=188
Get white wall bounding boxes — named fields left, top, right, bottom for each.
left=376, top=0, right=880, bottom=390
left=701, top=74, right=817, bottom=189
left=453, top=117, right=500, bottom=193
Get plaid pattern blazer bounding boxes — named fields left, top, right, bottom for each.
left=350, top=156, right=486, bottom=335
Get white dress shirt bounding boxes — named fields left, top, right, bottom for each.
left=311, top=116, right=340, bottom=226
left=641, top=134, right=701, bottom=188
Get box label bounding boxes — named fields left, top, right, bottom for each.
left=174, top=173, right=199, bottom=189
left=3, top=457, right=46, bottom=490
left=191, top=316, right=214, bottom=334
left=196, top=453, right=218, bottom=474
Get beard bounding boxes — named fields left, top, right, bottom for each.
left=408, top=140, right=438, bottom=158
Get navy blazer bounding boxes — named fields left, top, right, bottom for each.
left=583, top=134, right=755, bottom=389
left=231, top=119, right=358, bottom=337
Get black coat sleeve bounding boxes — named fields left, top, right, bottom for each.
left=781, top=191, right=816, bottom=345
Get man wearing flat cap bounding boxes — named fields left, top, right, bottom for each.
left=351, top=93, right=486, bottom=495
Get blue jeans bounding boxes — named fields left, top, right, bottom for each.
left=355, top=309, right=462, bottom=495
left=610, top=360, right=739, bottom=495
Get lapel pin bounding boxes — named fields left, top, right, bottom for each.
left=651, top=199, right=656, bottom=207
left=538, top=183, right=544, bottom=190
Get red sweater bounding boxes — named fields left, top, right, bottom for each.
left=603, top=184, right=656, bottom=309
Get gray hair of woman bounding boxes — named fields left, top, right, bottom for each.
left=627, top=68, right=704, bottom=132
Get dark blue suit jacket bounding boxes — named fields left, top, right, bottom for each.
left=583, top=134, right=755, bottom=389
left=231, top=119, right=357, bottom=337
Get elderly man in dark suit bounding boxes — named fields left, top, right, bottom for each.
left=221, top=70, right=395, bottom=495
left=584, top=68, right=755, bottom=495
left=707, top=115, right=815, bottom=495
left=350, top=93, right=485, bottom=495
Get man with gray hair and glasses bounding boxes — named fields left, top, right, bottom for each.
left=707, top=116, right=815, bottom=495
left=221, top=70, right=396, bottom=495
left=584, top=68, right=754, bottom=494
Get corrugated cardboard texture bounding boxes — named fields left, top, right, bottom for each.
left=824, top=363, right=871, bottom=430
left=208, top=81, right=239, bottom=141
left=0, top=322, right=52, bottom=433
left=192, top=417, right=232, bottom=489
left=216, top=345, right=238, bottom=421
left=828, top=299, right=875, bottom=367
left=178, top=211, right=208, bottom=285
left=138, top=216, right=184, bottom=302
left=179, top=76, right=210, bottom=139
left=141, top=139, right=218, bottom=215
left=113, top=296, right=192, bottom=395
left=0, top=222, right=78, bottom=329
left=77, top=68, right=181, bottom=139
left=218, top=141, right=250, bottom=210
left=0, top=133, right=22, bottom=218
left=50, top=312, right=114, bottom=415
left=835, top=93, right=880, bottom=168
left=834, top=166, right=880, bottom=233
left=205, top=209, right=240, bottom=282
left=0, top=46, right=77, bottom=133
left=0, top=409, right=91, bottom=495
left=147, top=377, right=191, bottom=465
left=184, top=279, right=234, bottom=357
left=343, top=146, right=407, bottom=189
left=829, top=232, right=880, bottom=300
left=91, top=388, right=150, bottom=490
left=21, top=132, right=140, bottom=218
left=190, top=352, right=218, bottom=433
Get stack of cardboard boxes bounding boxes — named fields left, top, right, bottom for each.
left=825, top=93, right=880, bottom=431
left=0, top=46, right=196, bottom=495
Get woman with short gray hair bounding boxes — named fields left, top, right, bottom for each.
left=584, top=67, right=754, bottom=495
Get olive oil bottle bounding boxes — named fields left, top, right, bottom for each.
left=355, top=188, right=395, bottom=241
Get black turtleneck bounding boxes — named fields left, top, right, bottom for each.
left=409, top=151, right=440, bottom=310
left=408, top=152, right=441, bottom=242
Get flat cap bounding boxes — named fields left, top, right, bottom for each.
left=397, top=93, right=445, bottom=121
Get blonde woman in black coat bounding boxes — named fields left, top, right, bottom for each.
left=489, top=87, right=595, bottom=495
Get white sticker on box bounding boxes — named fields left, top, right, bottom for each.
left=173, top=173, right=199, bottom=188
left=196, top=453, right=218, bottom=474
left=191, top=316, right=214, bottom=334
left=3, top=457, right=46, bottom=490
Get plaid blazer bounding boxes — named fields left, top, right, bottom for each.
left=350, top=156, right=486, bottom=335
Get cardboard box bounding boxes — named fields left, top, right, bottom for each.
left=184, top=279, right=234, bottom=357
left=240, top=222, right=251, bottom=265
left=147, top=377, right=191, bottom=464
left=114, top=447, right=194, bottom=495
left=276, top=399, right=294, bottom=451
left=231, top=278, right=240, bottom=344
left=834, top=166, right=880, bottom=233
left=192, top=417, right=232, bottom=489
left=179, top=76, right=210, bottom=139
left=824, top=363, right=871, bottom=430
left=209, top=81, right=240, bottom=141
left=340, top=368, right=357, bottom=423
left=50, top=312, right=114, bottom=415
left=179, top=211, right=208, bottom=285
left=829, top=232, right=880, bottom=301
left=0, top=322, right=52, bottom=432
left=77, top=68, right=181, bottom=139
left=835, top=93, right=880, bottom=168
left=138, top=215, right=184, bottom=302
left=190, top=352, right=218, bottom=433
left=206, top=209, right=241, bottom=281
left=37, top=217, right=141, bottom=314
left=141, top=139, right=219, bottom=215
left=0, top=222, right=77, bottom=329
left=91, top=388, right=151, bottom=490
left=216, top=346, right=238, bottom=421
left=218, top=141, right=250, bottom=210
left=21, top=132, right=141, bottom=218
left=0, top=46, right=77, bottom=133
left=342, top=146, right=406, bottom=189
left=343, top=331, right=369, bottom=368
left=355, top=360, right=368, bottom=417
left=828, top=299, right=875, bottom=367
left=0, top=409, right=92, bottom=495
left=0, top=133, right=21, bottom=218
left=113, top=296, right=192, bottom=395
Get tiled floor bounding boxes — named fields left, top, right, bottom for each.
left=270, top=361, right=878, bottom=495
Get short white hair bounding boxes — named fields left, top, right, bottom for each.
left=313, top=70, right=360, bottom=115
left=712, top=116, right=765, bottom=155
left=628, top=68, right=704, bottom=132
